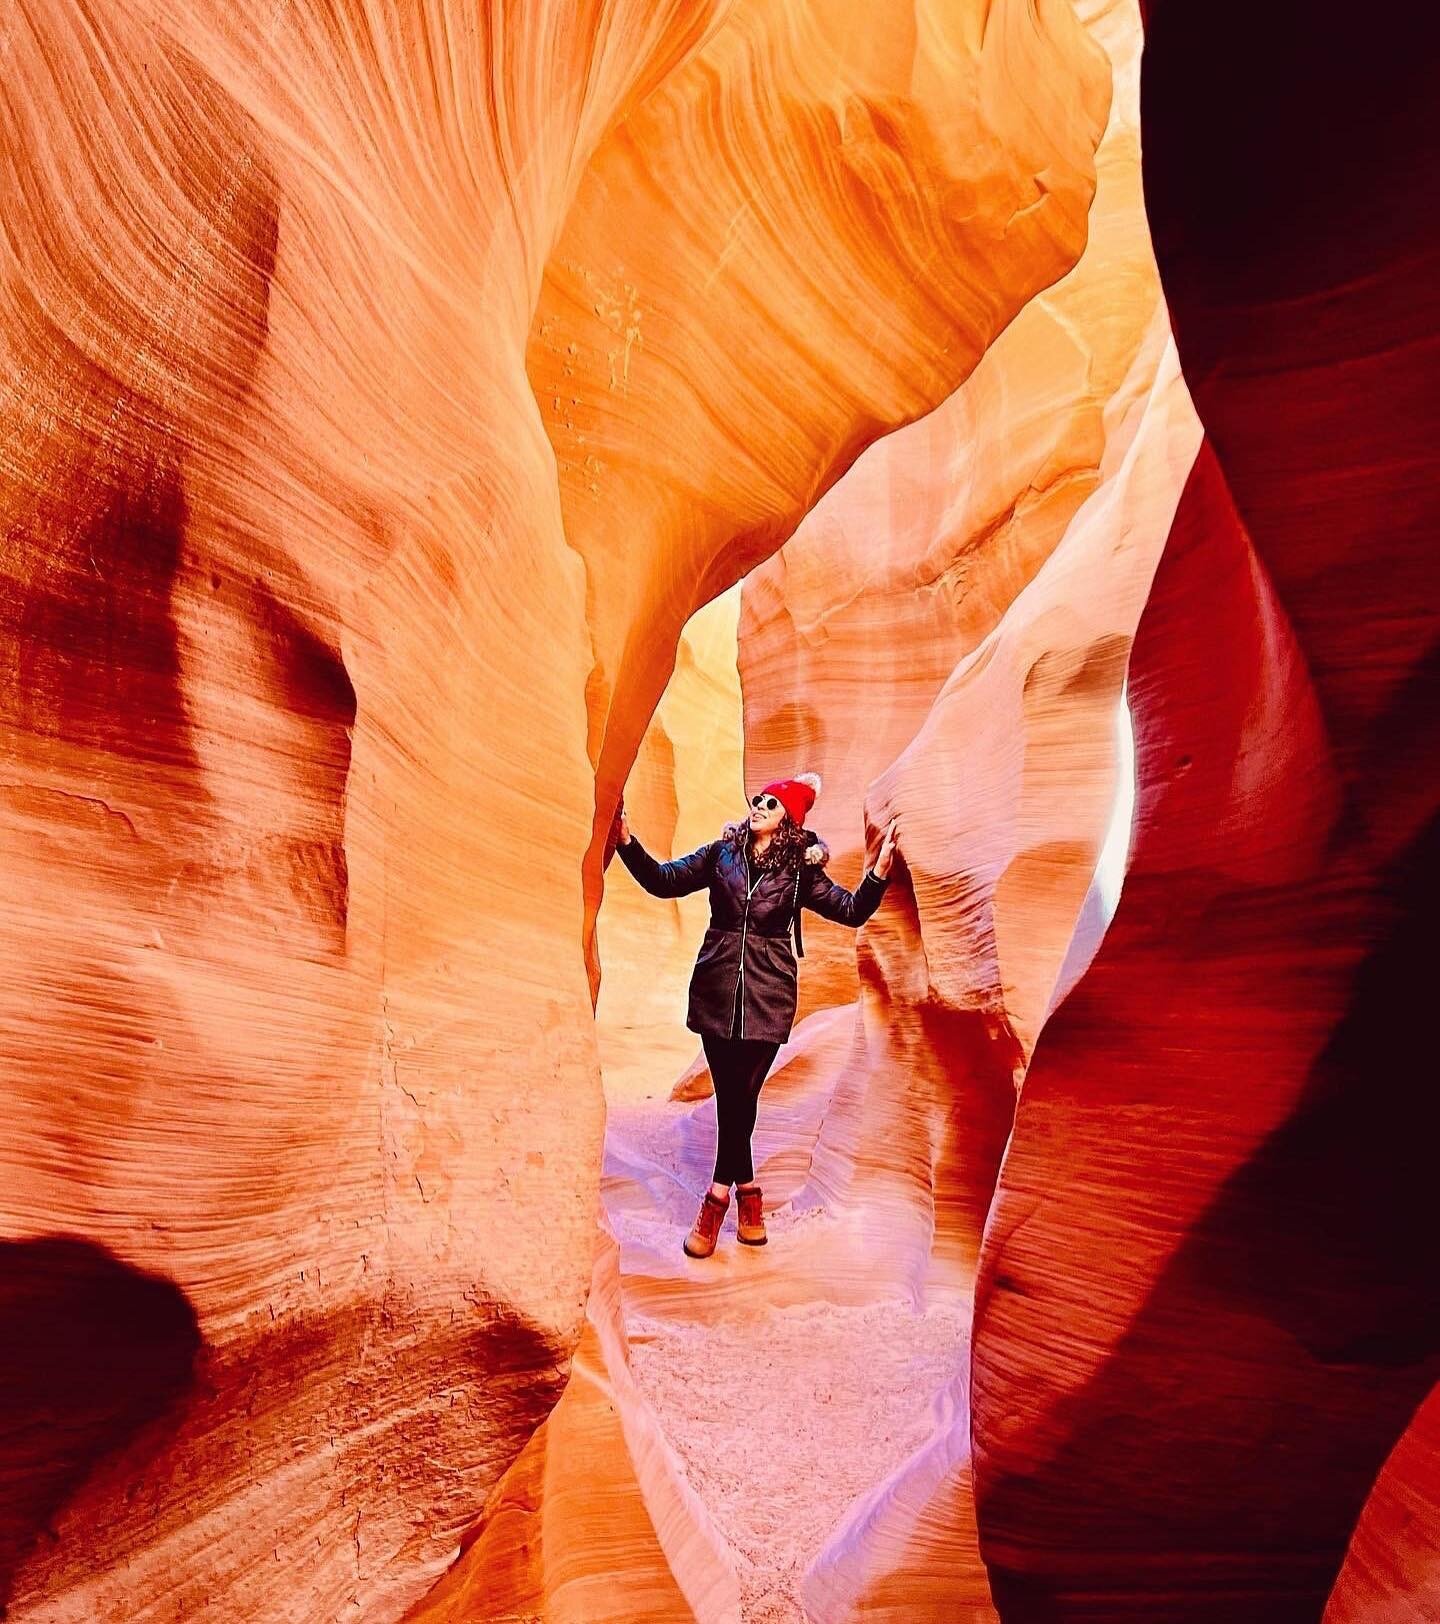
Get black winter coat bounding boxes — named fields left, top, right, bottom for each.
left=614, top=829, right=890, bottom=1044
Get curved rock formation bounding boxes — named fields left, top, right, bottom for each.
left=415, top=0, right=1145, bottom=1611
left=402, top=1233, right=741, bottom=1624
left=791, top=330, right=1196, bottom=1616
left=729, top=5, right=1198, bottom=1604
left=1, top=0, right=1108, bottom=1618
left=546, top=1, right=1195, bottom=1615
left=595, top=587, right=745, bottom=1103
left=1, top=1, right=704, bottom=1611
left=16, top=0, right=1419, bottom=1615
left=565, top=0, right=1113, bottom=982
left=971, top=2, right=1440, bottom=1617
left=742, top=0, right=1175, bottom=1062
left=1324, top=1384, right=1440, bottom=1624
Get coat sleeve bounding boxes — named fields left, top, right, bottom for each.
left=799, top=859, right=889, bottom=927
left=614, top=833, right=716, bottom=898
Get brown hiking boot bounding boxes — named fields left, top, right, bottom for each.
left=683, top=1191, right=729, bottom=1259
left=736, top=1184, right=767, bottom=1246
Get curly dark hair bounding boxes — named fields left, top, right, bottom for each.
left=719, top=813, right=811, bottom=873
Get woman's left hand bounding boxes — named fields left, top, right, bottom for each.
left=873, top=816, right=900, bottom=878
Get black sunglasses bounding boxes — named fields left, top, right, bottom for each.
left=749, top=793, right=781, bottom=812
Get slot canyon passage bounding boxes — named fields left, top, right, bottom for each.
left=0, top=2, right=1434, bottom=1623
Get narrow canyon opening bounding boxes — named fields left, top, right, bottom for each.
left=588, top=572, right=1140, bottom=1622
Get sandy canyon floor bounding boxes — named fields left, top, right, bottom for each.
left=601, top=1031, right=973, bottom=1623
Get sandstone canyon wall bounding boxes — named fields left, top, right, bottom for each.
left=0, top=3, right=723, bottom=1613
left=416, top=0, right=1438, bottom=1614
left=1324, top=1383, right=1440, bottom=1624
left=737, top=0, right=1189, bottom=1296
left=7, top=0, right=1430, bottom=1616
left=594, top=586, right=745, bottom=1103
left=440, top=0, right=1201, bottom=1616
left=970, top=2, right=1439, bottom=1619
left=0, top=1, right=1111, bottom=1619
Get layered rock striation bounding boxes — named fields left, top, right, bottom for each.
left=1, top=0, right=1108, bottom=1618
left=1325, top=1384, right=1440, bottom=1624
left=7, top=0, right=1424, bottom=1617
left=508, top=0, right=1198, bottom=1616
left=971, top=2, right=1440, bottom=1617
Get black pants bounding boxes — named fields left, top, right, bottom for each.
left=701, top=1010, right=780, bottom=1186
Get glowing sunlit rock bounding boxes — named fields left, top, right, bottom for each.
left=576, top=1, right=1197, bottom=1615
left=596, top=587, right=744, bottom=1104
left=0, top=0, right=1106, bottom=1617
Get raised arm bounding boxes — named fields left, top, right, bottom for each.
left=799, top=860, right=889, bottom=927
left=614, top=829, right=716, bottom=898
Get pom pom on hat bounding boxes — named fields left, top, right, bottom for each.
left=794, top=772, right=822, bottom=794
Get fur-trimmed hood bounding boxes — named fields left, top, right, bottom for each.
left=720, top=820, right=830, bottom=868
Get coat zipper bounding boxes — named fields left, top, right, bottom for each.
left=732, top=855, right=763, bottom=1040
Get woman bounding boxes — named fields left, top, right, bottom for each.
left=613, top=772, right=899, bottom=1259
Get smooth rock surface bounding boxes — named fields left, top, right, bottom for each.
left=565, top=0, right=1113, bottom=988
left=1, top=1, right=1107, bottom=1619
left=402, top=1234, right=740, bottom=1624
left=595, top=586, right=745, bottom=1102
left=492, top=2, right=1196, bottom=1618
left=736, top=6, right=1199, bottom=1609
left=1324, top=1384, right=1440, bottom=1624
left=0, top=1, right=677, bottom=1611
left=970, top=3, right=1440, bottom=1615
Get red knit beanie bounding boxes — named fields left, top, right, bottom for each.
left=758, top=771, right=821, bottom=825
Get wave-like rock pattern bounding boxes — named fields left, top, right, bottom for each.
left=402, top=1234, right=741, bottom=1624
left=392, top=0, right=1199, bottom=1615
left=730, top=8, right=1198, bottom=1606
left=971, top=1, right=1440, bottom=1617
left=460, top=0, right=1194, bottom=1615
left=1, top=0, right=1107, bottom=1619
left=563, top=0, right=1113, bottom=978
left=595, top=587, right=745, bottom=1102
left=9, top=0, right=1419, bottom=1615
left=1, top=0, right=699, bottom=1612
left=791, top=334, right=1197, bottom=1617
left=1325, top=1383, right=1440, bottom=1624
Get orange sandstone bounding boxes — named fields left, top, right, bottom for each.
left=0, top=0, right=1106, bottom=1619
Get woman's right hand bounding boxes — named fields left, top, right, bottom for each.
left=617, top=806, right=631, bottom=846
